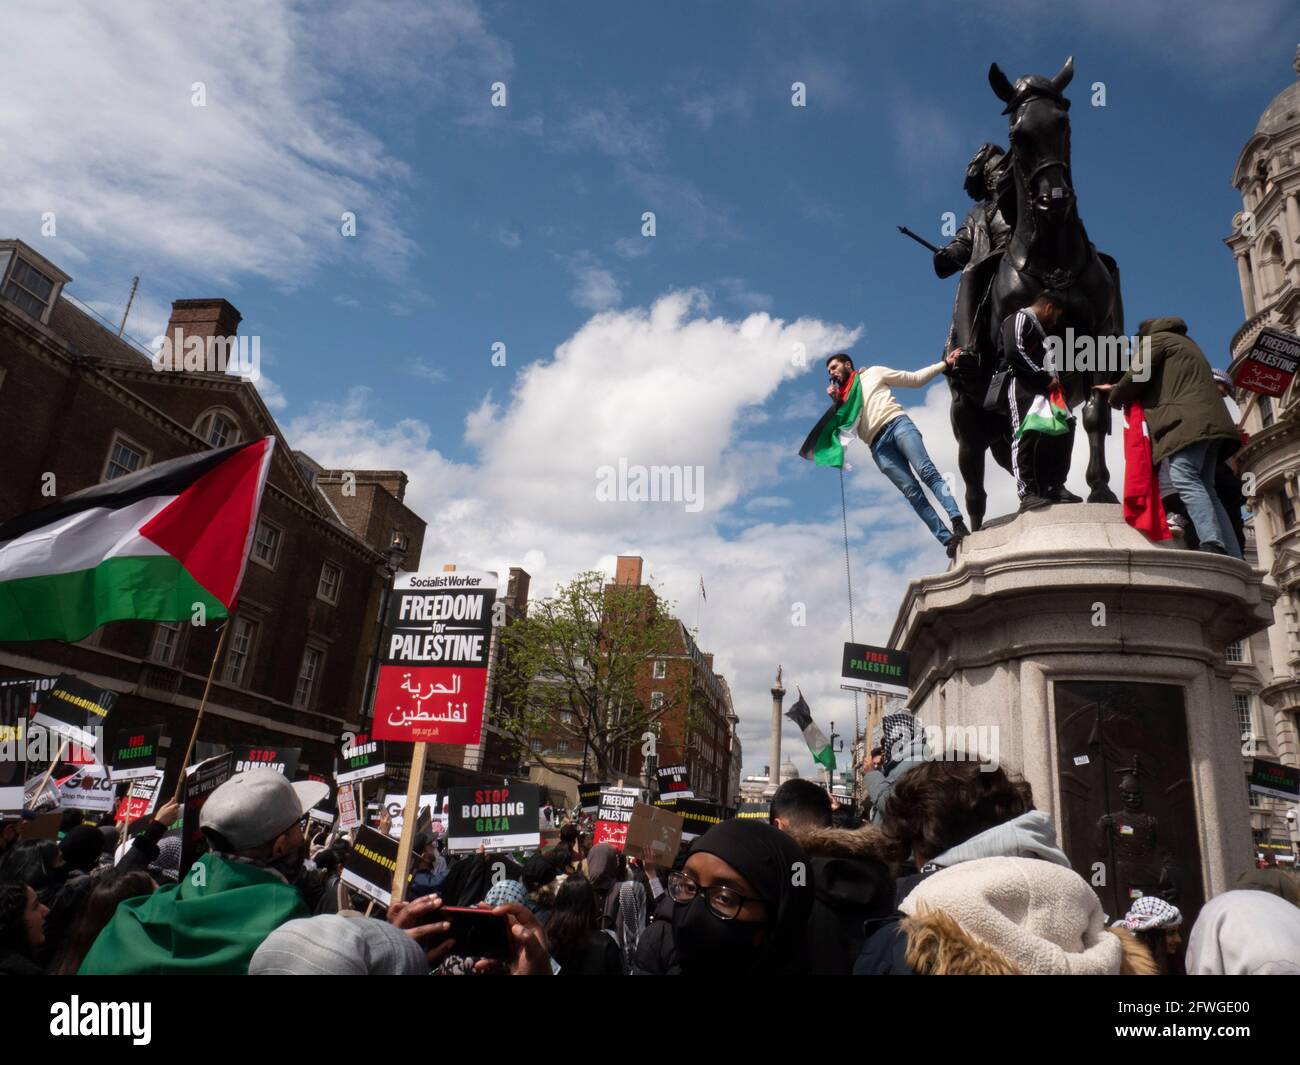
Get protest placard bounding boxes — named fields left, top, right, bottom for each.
left=58, top=763, right=116, bottom=812
left=337, top=782, right=361, bottom=830
left=342, top=825, right=402, bottom=907
left=0, top=680, right=31, bottom=811
left=840, top=643, right=910, bottom=697
left=32, top=674, right=117, bottom=751
left=677, top=799, right=724, bottom=842
left=109, top=726, right=163, bottom=782
left=592, top=786, right=640, bottom=850
left=656, top=764, right=694, bottom=801
left=579, top=782, right=607, bottom=815
left=335, top=730, right=385, bottom=785
left=735, top=802, right=771, bottom=822
left=115, top=771, right=165, bottom=824
left=623, top=802, right=683, bottom=864
left=180, top=751, right=234, bottom=874
left=373, top=571, right=497, bottom=745
left=447, top=783, right=540, bottom=852
left=232, top=744, right=299, bottom=778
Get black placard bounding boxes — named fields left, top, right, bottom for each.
left=578, top=781, right=607, bottom=815
left=336, top=730, right=385, bottom=785
left=110, top=725, right=163, bottom=782
left=342, top=824, right=401, bottom=906
left=180, top=751, right=234, bottom=875
left=840, top=643, right=910, bottom=697
left=447, top=782, right=540, bottom=852
left=656, top=764, right=693, bottom=799
left=677, top=799, right=724, bottom=841
left=232, top=744, right=300, bottom=779
left=32, top=674, right=117, bottom=750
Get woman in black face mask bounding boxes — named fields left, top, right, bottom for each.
left=667, top=820, right=812, bottom=975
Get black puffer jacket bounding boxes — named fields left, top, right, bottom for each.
left=788, top=824, right=895, bottom=974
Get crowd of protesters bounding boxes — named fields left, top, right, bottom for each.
left=2, top=739, right=1298, bottom=976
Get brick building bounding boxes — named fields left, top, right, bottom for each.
left=0, top=238, right=425, bottom=788
left=609, top=556, right=740, bottom=805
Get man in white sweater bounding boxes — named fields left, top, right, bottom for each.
left=827, top=351, right=968, bottom=556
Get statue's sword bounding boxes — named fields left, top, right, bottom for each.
left=896, top=225, right=941, bottom=254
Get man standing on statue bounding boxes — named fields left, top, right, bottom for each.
left=1002, top=290, right=1082, bottom=512
left=817, top=351, right=969, bottom=557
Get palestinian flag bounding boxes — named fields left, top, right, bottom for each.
left=1015, top=380, right=1071, bottom=439
left=798, top=371, right=863, bottom=468
left=785, top=689, right=836, bottom=772
left=0, top=438, right=274, bottom=642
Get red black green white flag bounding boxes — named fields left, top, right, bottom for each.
left=0, top=438, right=274, bottom=642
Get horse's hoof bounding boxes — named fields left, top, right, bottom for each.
left=1087, top=488, right=1119, bottom=504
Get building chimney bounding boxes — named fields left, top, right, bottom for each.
left=615, top=556, right=643, bottom=586
left=703, top=653, right=714, bottom=672
left=507, top=567, right=531, bottom=609
left=163, top=298, right=242, bottom=353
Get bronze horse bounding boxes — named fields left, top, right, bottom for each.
left=948, top=57, right=1125, bottom=529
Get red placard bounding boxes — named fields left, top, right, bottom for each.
left=592, top=819, right=628, bottom=850
left=372, top=666, right=487, bottom=744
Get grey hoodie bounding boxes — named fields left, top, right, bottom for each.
left=925, top=810, right=1072, bottom=871
left=863, top=734, right=930, bottom=824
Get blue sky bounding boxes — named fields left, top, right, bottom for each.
left=3, top=0, right=1296, bottom=778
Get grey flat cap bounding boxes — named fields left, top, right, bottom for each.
left=200, top=768, right=329, bottom=851
left=249, top=914, right=428, bottom=975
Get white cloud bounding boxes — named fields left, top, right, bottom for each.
left=333, top=295, right=361, bottom=309
left=0, top=1, right=509, bottom=291
left=498, top=227, right=522, bottom=249
left=568, top=255, right=623, bottom=313
left=408, top=359, right=448, bottom=384
left=284, top=292, right=873, bottom=778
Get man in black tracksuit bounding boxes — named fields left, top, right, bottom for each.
left=1002, top=290, right=1081, bottom=511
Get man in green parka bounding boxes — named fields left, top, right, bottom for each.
left=1098, top=317, right=1242, bottom=558
left=79, top=769, right=327, bottom=974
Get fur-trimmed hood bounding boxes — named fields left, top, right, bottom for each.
left=898, top=856, right=1149, bottom=975
left=787, top=823, right=890, bottom=863
left=901, top=909, right=1159, bottom=975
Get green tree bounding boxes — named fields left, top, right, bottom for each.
left=492, top=570, right=689, bottom=784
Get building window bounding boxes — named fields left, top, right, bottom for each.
left=530, top=739, right=542, bottom=753
left=317, top=562, right=342, bottom=604
left=223, top=617, right=258, bottom=687
left=651, top=692, right=664, bottom=711
left=1233, top=691, right=1254, bottom=746
left=653, top=659, right=666, bottom=679
left=1282, top=492, right=1296, bottom=532
left=149, top=622, right=183, bottom=666
left=252, top=520, right=282, bottom=569
left=294, top=646, right=324, bottom=709
left=195, top=410, right=240, bottom=449
left=1225, top=640, right=1245, bottom=664
left=104, top=435, right=147, bottom=481
left=556, top=739, right=569, bottom=754
left=559, top=710, right=574, bottom=725
left=3, top=257, right=56, bottom=320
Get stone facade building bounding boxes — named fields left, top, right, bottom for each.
left=1222, top=46, right=1300, bottom=862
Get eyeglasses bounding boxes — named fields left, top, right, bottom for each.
left=667, top=870, right=761, bottom=920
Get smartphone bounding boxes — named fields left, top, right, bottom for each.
left=437, top=906, right=513, bottom=961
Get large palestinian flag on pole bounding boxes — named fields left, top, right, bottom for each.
left=798, top=371, right=863, bottom=469
left=0, top=438, right=274, bottom=642
left=785, top=689, right=836, bottom=772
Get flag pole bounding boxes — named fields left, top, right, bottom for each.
left=173, top=622, right=228, bottom=801
left=27, top=738, right=68, bottom=810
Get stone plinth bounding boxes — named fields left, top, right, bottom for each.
left=889, top=503, right=1277, bottom=904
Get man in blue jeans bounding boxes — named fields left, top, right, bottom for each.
left=826, top=351, right=968, bottom=557
left=1100, top=317, right=1241, bottom=558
